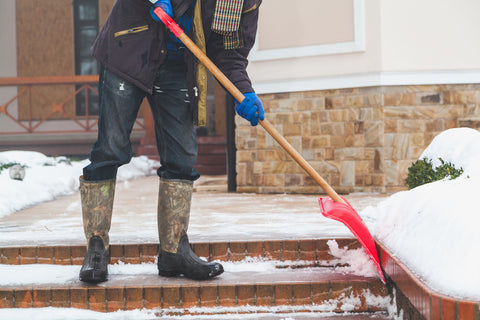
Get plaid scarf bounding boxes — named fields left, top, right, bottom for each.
left=211, top=0, right=244, bottom=49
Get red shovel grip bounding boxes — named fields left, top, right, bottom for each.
left=153, top=7, right=184, bottom=37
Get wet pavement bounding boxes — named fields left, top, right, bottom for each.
left=0, top=175, right=390, bottom=247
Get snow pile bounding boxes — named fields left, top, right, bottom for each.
left=361, top=128, right=480, bottom=300
left=0, top=151, right=159, bottom=219
left=419, top=127, right=480, bottom=176
left=326, top=240, right=378, bottom=278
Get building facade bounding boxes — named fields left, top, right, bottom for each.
left=1, top=0, right=480, bottom=193
left=236, top=0, right=480, bottom=194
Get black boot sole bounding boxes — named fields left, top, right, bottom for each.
left=79, top=270, right=108, bottom=283
left=79, top=236, right=110, bottom=284
left=157, top=235, right=224, bottom=280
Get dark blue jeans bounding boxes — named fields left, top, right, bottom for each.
left=83, top=62, right=200, bottom=181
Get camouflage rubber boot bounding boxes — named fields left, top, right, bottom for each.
left=78, top=176, right=115, bottom=283
left=157, top=178, right=223, bottom=280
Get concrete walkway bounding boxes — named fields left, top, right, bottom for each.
left=0, top=175, right=390, bottom=247
left=0, top=175, right=395, bottom=319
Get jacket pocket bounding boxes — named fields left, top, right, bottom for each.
left=243, top=0, right=261, bottom=14
left=114, top=25, right=149, bottom=38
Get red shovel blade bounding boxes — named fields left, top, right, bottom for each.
left=319, top=196, right=386, bottom=283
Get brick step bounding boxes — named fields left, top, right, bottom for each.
left=195, top=136, right=227, bottom=175
left=0, top=239, right=391, bottom=316
left=197, top=143, right=227, bottom=155
left=194, top=164, right=226, bottom=175
left=0, top=239, right=363, bottom=266
left=196, top=154, right=226, bottom=165
left=0, top=263, right=388, bottom=315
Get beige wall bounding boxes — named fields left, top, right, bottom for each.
left=380, top=0, right=480, bottom=72
left=249, top=0, right=382, bottom=92
left=257, top=0, right=355, bottom=50
left=249, top=0, right=480, bottom=94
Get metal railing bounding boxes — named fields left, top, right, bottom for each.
left=0, top=76, right=145, bottom=135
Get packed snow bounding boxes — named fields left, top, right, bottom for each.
left=1, top=127, right=480, bottom=319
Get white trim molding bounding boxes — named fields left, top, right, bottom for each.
left=249, top=0, right=365, bottom=62
left=253, top=70, right=480, bottom=94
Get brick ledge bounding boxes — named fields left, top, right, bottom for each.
left=377, top=241, right=480, bottom=320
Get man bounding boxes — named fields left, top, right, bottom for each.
left=79, top=0, right=264, bottom=283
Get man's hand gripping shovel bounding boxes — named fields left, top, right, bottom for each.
left=154, top=7, right=386, bottom=283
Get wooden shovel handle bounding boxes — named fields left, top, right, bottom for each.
left=155, top=8, right=345, bottom=203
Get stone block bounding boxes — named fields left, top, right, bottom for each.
left=324, top=148, right=335, bottom=160
left=311, top=136, right=330, bottom=148
left=384, top=160, right=399, bottom=187
left=384, top=119, right=397, bottom=133
left=365, top=93, right=383, bottom=107
left=331, top=136, right=346, bottom=148
left=328, top=109, right=344, bottom=122
left=263, top=174, right=284, bottom=187
left=410, top=133, right=424, bottom=146
left=387, top=134, right=409, bottom=160
left=397, top=119, right=425, bottom=133
left=345, top=95, right=364, bottom=107
left=455, top=90, right=477, bottom=104
left=344, top=122, right=354, bottom=135
left=384, top=92, right=416, bottom=106
left=364, top=121, right=384, bottom=147
left=344, top=134, right=355, bottom=147
left=237, top=150, right=255, bottom=162
left=302, top=149, right=314, bottom=161
left=355, top=160, right=372, bottom=175
left=384, top=106, right=415, bottom=119
left=253, top=161, right=263, bottom=174
left=302, top=136, right=312, bottom=149
left=340, top=161, right=355, bottom=187
left=278, top=99, right=297, bottom=112
left=285, top=174, right=303, bottom=186
left=283, top=123, right=302, bottom=136
left=372, top=174, right=385, bottom=186
left=464, top=104, right=479, bottom=117
left=297, top=99, right=314, bottom=111
left=419, top=93, right=441, bottom=104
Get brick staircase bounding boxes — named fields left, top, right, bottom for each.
left=0, top=238, right=392, bottom=318
left=138, top=136, right=227, bottom=176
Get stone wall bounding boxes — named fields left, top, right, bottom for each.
left=235, top=84, right=480, bottom=194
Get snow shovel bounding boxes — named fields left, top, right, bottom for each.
left=154, top=7, right=386, bottom=283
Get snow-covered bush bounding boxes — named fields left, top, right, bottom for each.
left=405, top=157, right=464, bottom=189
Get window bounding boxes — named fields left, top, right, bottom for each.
left=74, top=0, right=99, bottom=116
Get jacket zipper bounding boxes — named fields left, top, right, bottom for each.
left=114, top=25, right=149, bottom=38
left=243, top=3, right=258, bottom=14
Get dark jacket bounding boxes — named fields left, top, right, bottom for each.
left=91, top=0, right=261, bottom=126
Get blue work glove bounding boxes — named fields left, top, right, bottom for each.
left=150, top=0, right=173, bottom=22
left=235, top=92, right=265, bottom=126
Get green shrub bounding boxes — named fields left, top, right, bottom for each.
left=405, top=158, right=464, bottom=189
